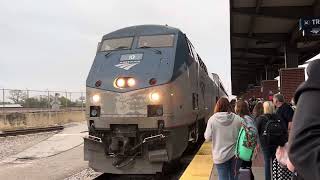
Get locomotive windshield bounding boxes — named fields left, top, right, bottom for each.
left=100, top=37, right=133, bottom=51
left=138, top=34, right=174, bottom=48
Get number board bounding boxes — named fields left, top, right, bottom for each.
left=120, top=54, right=143, bottom=61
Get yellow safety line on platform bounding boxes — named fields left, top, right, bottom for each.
left=180, top=142, right=213, bottom=180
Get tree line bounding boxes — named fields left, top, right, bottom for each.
left=3, top=90, right=84, bottom=108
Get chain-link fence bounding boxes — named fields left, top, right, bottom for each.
left=0, top=89, right=85, bottom=113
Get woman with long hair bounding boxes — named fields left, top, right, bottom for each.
left=252, top=101, right=264, bottom=119
left=255, top=101, right=278, bottom=180
left=235, top=100, right=257, bottom=179
left=204, top=97, right=242, bottom=180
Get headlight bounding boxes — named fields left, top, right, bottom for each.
left=127, top=78, right=136, bottom=87
left=150, top=92, right=160, bottom=102
left=116, top=78, right=126, bottom=88
left=92, top=94, right=100, bottom=103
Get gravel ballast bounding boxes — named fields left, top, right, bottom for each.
left=0, top=131, right=58, bottom=160
left=64, top=168, right=102, bottom=180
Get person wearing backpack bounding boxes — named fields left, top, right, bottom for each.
left=204, top=97, right=242, bottom=180
left=273, top=94, right=294, bottom=132
left=234, top=100, right=258, bottom=180
left=255, top=101, right=288, bottom=180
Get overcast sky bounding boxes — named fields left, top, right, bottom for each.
left=0, top=0, right=231, bottom=93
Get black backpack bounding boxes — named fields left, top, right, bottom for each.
left=262, top=114, right=288, bottom=147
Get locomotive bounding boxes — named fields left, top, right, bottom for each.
left=84, top=25, right=228, bottom=174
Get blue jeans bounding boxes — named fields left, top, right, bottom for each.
left=215, top=156, right=241, bottom=180
left=262, top=147, right=276, bottom=180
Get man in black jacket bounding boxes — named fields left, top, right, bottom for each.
left=273, top=93, right=294, bottom=131
left=288, top=59, right=320, bottom=180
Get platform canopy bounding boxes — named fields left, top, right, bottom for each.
left=230, top=0, right=320, bottom=95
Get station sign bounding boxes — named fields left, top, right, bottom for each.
left=299, top=17, right=320, bottom=36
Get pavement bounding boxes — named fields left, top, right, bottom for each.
left=180, top=142, right=265, bottom=180
left=209, top=167, right=264, bottom=180
left=0, top=122, right=88, bottom=180
left=180, top=142, right=213, bottom=180
left=210, top=152, right=265, bottom=180
left=0, top=123, right=266, bottom=180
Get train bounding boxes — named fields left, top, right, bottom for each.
left=84, top=25, right=228, bottom=174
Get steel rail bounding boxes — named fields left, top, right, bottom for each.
left=0, top=125, right=64, bottom=137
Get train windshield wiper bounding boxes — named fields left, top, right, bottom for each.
left=105, top=46, right=129, bottom=57
left=114, top=46, right=130, bottom=50
left=105, top=52, right=112, bottom=57
left=139, top=46, right=162, bottom=54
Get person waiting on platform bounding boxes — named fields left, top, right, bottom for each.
left=255, top=101, right=278, bottom=180
left=251, top=101, right=264, bottom=166
left=288, top=59, right=320, bottom=180
left=230, top=99, right=236, bottom=113
left=235, top=100, right=257, bottom=180
left=273, top=94, right=294, bottom=132
left=204, top=97, right=242, bottom=180
left=252, top=101, right=264, bottom=119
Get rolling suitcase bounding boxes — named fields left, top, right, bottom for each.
left=239, top=168, right=253, bottom=180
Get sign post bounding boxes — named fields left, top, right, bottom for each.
left=299, top=17, right=320, bottom=36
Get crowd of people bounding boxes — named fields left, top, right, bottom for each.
left=204, top=59, right=320, bottom=180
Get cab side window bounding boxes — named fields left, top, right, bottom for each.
left=186, top=39, right=194, bottom=58
left=198, top=54, right=208, bottom=75
left=189, top=42, right=198, bottom=62
left=186, top=37, right=198, bottom=62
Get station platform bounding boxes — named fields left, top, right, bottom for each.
left=180, top=142, right=264, bottom=180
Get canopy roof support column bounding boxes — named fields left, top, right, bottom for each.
left=285, top=44, right=299, bottom=68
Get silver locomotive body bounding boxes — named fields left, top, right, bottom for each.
left=84, top=25, right=227, bottom=174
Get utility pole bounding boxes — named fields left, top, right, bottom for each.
left=2, top=89, right=4, bottom=114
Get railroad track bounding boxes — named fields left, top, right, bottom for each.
left=0, top=126, right=64, bottom=137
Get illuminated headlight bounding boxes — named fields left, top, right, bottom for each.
left=116, top=78, right=126, bottom=88
left=92, top=94, right=100, bottom=103
left=115, top=77, right=136, bottom=88
left=150, top=92, right=160, bottom=102
left=127, top=78, right=136, bottom=87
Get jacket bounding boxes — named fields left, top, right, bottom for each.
left=204, top=112, right=242, bottom=164
left=288, top=59, right=320, bottom=180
